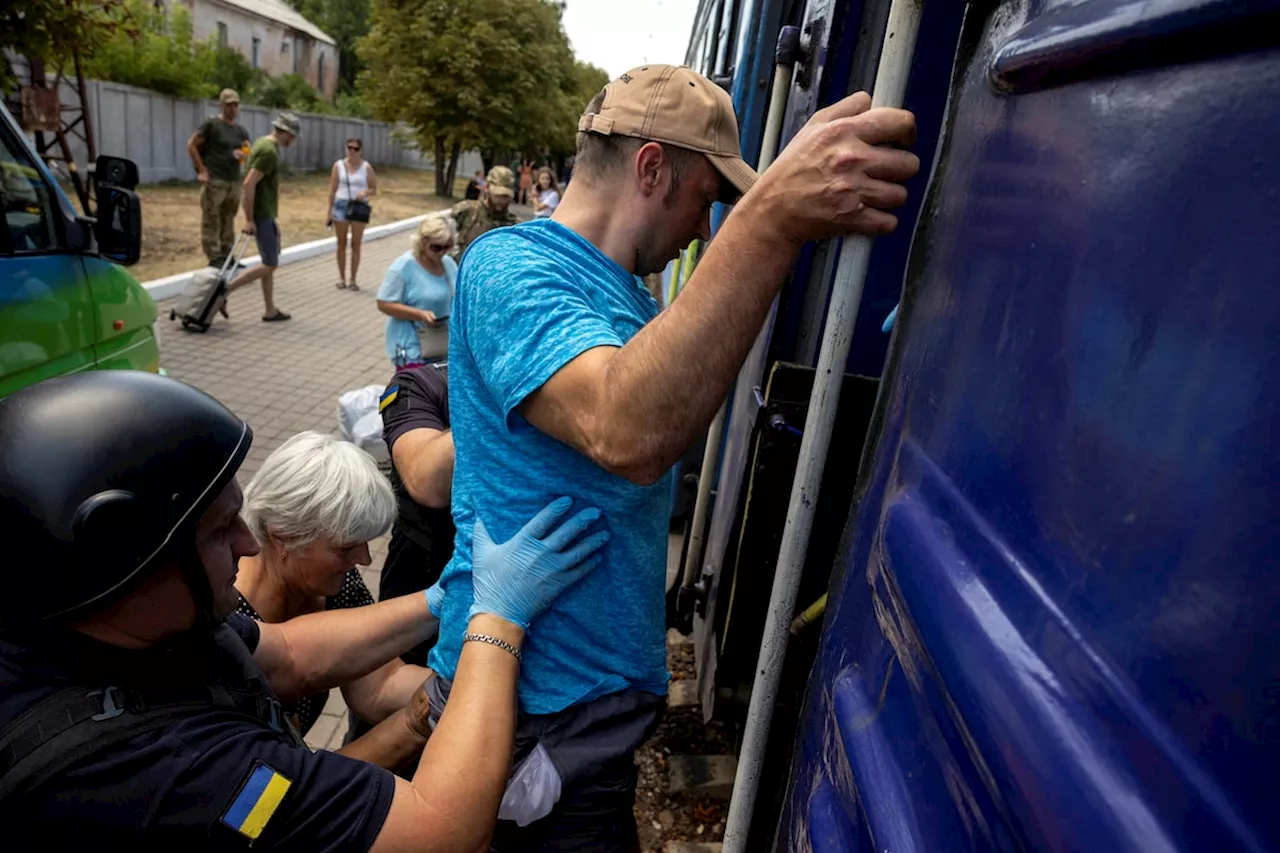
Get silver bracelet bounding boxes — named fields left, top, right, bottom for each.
left=463, top=632, right=523, bottom=662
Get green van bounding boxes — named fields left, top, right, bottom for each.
left=0, top=100, right=157, bottom=398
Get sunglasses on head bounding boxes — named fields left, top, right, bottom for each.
left=429, top=242, right=451, bottom=252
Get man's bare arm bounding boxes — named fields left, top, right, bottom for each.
left=252, top=593, right=438, bottom=702
left=187, top=132, right=207, bottom=180
left=369, top=615, right=523, bottom=853
left=521, top=94, right=919, bottom=485
left=241, top=168, right=264, bottom=227
left=391, top=428, right=454, bottom=508
left=343, top=658, right=434, bottom=723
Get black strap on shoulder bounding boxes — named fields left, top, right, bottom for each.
left=0, top=682, right=297, bottom=802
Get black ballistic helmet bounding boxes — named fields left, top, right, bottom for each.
left=0, top=371, right=252, bottom=625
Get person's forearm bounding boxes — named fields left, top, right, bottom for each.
left=269, top=594, right=439, bottom=702
left=598, top=198, right=802, bottom=482
left=242, top=184, right=256, bottom=223
left=188, top=140, right=204, bottom=174
left=334, top=707, right=428, bottom=770
left=377, top=300, right=426, bottom=322
left=373, top=663, right=434, bottom=715
left=399, top=433, right=454, bottom=508
left=407, top=615, right=522, bottom=852
left=347, top=660, right=435, bottom=723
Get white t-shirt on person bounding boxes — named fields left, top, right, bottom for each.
left=534, top=188, right=560, bottom=218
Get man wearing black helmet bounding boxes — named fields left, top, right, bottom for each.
left=0, top=371, right=608, bottom=852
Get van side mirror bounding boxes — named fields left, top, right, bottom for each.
left=95, top=155, right=139, bottom=190
left=93, top=156, right=141, bottom=266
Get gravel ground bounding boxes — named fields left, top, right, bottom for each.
left=633, top=639, right=733, bottom=852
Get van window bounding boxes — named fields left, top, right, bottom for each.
left=0, top=131, right=60, bottom=254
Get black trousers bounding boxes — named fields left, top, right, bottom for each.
left=379, top=530, right=448, bottom=667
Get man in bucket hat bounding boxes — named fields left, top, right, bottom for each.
left=187, top=88, right=250, bottom=267
left=226, top=112, right=300, bottom=322
left=450, top=165, right=519, bottom=259
left=429, top=65, right=920, bottom=850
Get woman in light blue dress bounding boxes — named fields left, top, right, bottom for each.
left=376, top=217, right=456, bottom=368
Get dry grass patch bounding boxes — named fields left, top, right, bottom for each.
left=132, top=167, right=468, bottom=282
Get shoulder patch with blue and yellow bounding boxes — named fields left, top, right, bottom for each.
left=221, top=761, right=292, bottom=840
left=378, top=384, right=399, bottom=413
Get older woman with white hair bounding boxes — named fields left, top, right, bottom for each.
left=236, top=430, right=435, bottom=753
left=376, top=215, right=457, bottom=368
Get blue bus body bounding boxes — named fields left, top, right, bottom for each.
left=683, top=0, right=1280, bottom=849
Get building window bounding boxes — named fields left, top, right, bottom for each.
left=293, top=40, right=301, bottom=74
left=216, top=22, right=228, bottom=47
left=251, top=37, right=261, bottom=68
left=281, top=40, right=289, bottom=55
left=318, top=52, right=326, bottom=89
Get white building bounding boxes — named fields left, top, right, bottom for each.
left=181, top=0, right=338, bottom=98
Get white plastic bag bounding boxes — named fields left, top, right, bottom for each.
left=498, top=742, right=562, bottom=827
left=336, top=385, right=390, bottom=463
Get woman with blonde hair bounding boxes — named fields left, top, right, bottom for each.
left=376, top=215, right=457, bottom=368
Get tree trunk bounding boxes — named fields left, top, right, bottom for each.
left=444, top=139, right=462, bottom=198
left=434, top=135, right=447, bottom=197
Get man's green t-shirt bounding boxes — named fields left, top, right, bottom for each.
left=245, top=136, right=280, bottom=221
left=198, top=118, right=250, bottom=183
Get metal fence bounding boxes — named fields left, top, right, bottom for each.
left=31, top=76, right=480, bottom=183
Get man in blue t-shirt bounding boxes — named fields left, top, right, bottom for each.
left=431, top=64, right=920, bottom=850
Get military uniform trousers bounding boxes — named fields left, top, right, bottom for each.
left=201, top=179, right=242, bottom=263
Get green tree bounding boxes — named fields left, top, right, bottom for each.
left=288, top=0, right=370, bottom=95
left=0, top=0, right=125, bottom=92
left=358, top=0, right=585, bottom=197
left=209, top=45, right=269, bottom=100
left=549, top=60, right=609, bottom=154
left=81, top=0, right=217, bottom=99
left=255, top=72, right=335, bottom=113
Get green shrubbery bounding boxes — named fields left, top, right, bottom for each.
left=81, top=0, right=366, bottom=116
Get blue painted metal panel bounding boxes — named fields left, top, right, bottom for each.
left=780, top=0, right=1280, bottom=850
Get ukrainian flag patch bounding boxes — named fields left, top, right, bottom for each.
left=221, top=761, right=293, bottom=840
left=379, top=384, right=399, bottom=413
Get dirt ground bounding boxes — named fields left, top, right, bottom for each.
left=634, top=640, right=732, bottom=852
left=132, top=167, right=468, bottom=282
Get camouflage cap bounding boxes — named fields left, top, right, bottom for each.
left=219, top=88, right=240, bottom=104
left=486, top=166, right=515, bottom=197
left=272, top=112, right=301, bottom=136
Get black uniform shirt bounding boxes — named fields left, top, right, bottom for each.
left=0, top=614, right=395, bottom=850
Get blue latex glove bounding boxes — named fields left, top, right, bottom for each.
left=469, top=497, right=609, bottom=628
left=424, top=581, right=444, bottom=617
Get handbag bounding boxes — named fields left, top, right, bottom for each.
left=342, top=161, right=372, bottom=223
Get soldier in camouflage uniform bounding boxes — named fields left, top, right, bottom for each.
left=450, top=165, right=518, bottom=259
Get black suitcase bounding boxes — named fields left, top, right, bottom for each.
left=169, top=232, right=251, bottom=333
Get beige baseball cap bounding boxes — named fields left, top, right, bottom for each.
left=577, top=65, right=757, bottom=198
left=219, top=88, right=240, bottom=104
